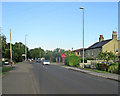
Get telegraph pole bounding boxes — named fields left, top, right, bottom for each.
left=25, top=34, right=28, bottom=61
left=10, top=29, right=12, bottom=66
left=0, top=27, right=2, bottom=67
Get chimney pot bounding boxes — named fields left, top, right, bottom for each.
left=99, top=35, right=104, bottom=42
left=112, top=31, right=117, bottom=40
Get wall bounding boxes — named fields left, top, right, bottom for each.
left=75, top=52, right=81, bottom=56
left=85, top=48, right=102, bottom=58
left=102, top=39, right=118, bottom=55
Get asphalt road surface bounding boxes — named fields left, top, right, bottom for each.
left=32, top=62, right=118, bottom=94
left=2, top=62, right=118, bottom=94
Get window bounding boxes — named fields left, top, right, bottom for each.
left=77, top=52, right=79, bottom=55
left=88, top=52, right=90, bottom=56
left=116, top=48, right=118, bottom=52
left=92, top=50, right=93, bottom=56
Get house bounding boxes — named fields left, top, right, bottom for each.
left=73, top=48, right=87, bottom=57
left=73, top=31, right=119, bottom=58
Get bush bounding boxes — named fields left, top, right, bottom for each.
left=2, top=66, right=13, bottom=73
left=64, top=55, right=69, bottom=65
left=80, top=58, right=87, bottom=63
left=108, top=63, right=118, bottom=73
left=64, top=54, right=79, bottom=67
left=95, top=63, right=99, bottom=69
left=68, top=54, right=79, bottom=67
left=95, top=63, right=106, bottom=71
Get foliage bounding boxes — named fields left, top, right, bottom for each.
left=97, top=51, right=116, bottom=72
left=97, top=51, right=116, bottom=61
left=65, top=54, right=79, bottom=67
left=2, top=35, right=28, bottom=63
left=2, top=66, right=14, bottom=73
left=29, top=47, right=44, bottom=59
left=64, top=55, right=69, bottom=65
left=64, top=50, right=72, bottom=56
left=80, top=58, right=87, bottom=63
left=43, top=48, right=65, bottom=62
left=108, top=62, right=118, bottom=73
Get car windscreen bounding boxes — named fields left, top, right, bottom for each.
left=44, top=60, right=48, bottom=62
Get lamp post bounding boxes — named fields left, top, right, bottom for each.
left=80, top=7, right=84, bottom=68
left=25, top=34, right=28, bottom=61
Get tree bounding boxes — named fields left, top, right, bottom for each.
left=97, top=51, right=116, bottom=61
left=29, top=47, right=45, bottom=59
left=64, top=50, right=72, bottom=56
left=2, top=35, right=7, bottom=58
left=97, top=51, right=116, bottom=71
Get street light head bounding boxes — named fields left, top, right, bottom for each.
left=80, top=7, right=84, bottom=9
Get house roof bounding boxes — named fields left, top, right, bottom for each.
left=87, top=39, right=112, bottom=49
left=73, top=48, right=87, bottom=52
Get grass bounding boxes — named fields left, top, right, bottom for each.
left=2, top=66, right=14, bottom=74
left=15, top=62, right=20, bottom=64
left=84, top=68, right=113, bottom=74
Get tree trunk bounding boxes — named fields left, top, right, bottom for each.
left=56, top=57, right=58, bottom=63
left=59, top=57, right=61, bottom=63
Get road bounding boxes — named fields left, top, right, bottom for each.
left=2, top=61, right=118, bottom=94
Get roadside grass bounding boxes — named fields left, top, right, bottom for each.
left=15, top=62, right=20, bottom=64
left=62, top=64, right=116, bottom=74
left=84, top=68, right=110, bottom=74
left=2, top=66, right=14, bottom=75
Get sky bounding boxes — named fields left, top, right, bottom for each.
left=2, top=2, right=118, bottom=51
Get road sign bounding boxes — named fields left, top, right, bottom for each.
left=61, top=54, right=66, bottom=58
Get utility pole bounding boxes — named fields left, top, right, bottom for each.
left=80, top=7, right=84, bottom=68
left=25, top=34, right=28, bottom=61
left=10, top=29, right=12, bottom=66
left=0, top=27, right=2, bottom=67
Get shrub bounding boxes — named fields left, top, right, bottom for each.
left=108, top=63, right=118, bottom=73
left=2, top=66, right=13, bottom=72
left=64, top=54, right=79, bottom=67
left=95, top=63, right=99, bottom=69
left=80, top=58, right=87, bottom=63
left=96, top=63, right=106, bottom=71
left=68, top=54, right=79, bottom=67
left=64, top=55, right=69, bottom=65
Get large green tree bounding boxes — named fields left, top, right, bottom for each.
left=29, top=47, right=44, bottom=59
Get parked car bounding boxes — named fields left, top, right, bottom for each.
left=36, top=58, right=41, bottom=63
left=2, top=60, right=9, bottom=65
left=43, top=60, right=50, bottom=65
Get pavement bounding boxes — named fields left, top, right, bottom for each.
left=2, top=61, right=119, bottom=94
left=60, top=66, right=120, bottom=82
left=2, top=61, right=40, bottom=94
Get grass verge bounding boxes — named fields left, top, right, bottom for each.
left=84, top=68, right=111, bottom=74
left=2, top=66, right=14, bottom=75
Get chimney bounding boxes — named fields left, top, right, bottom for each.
left=99, top=35, right=104, bottom=42
left=112, top=31, right=117, bottom=40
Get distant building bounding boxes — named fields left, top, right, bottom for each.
left=73, top=31, right=119, bottom=58
left=73, top=48, right=87, bottom=57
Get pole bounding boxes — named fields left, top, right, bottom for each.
left=0, top=27, right=2, bottom=67
left=80, top=7, right=84, bottom=68
left=83, top=8, right=84, bottom=68
left=25, top=34, right=27, bottom=61
left=10, top=29, right=12, bottom=66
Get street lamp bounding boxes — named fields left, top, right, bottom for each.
left=25, top=34, right=28, bottom=61
left=80, top=7, right=84, bottom=68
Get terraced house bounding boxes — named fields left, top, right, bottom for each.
left=73, top=31, right=119, bottom=58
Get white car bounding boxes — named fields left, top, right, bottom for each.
left=43, top=60, right=50, bottom=65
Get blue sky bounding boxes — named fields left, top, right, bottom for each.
left=2, top=2, right=118, bottom=51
